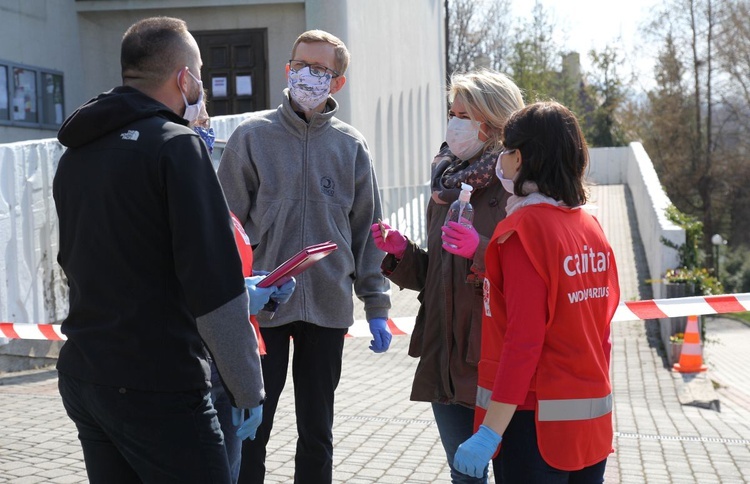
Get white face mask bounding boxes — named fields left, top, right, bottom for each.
left=446, top=117, right=485, bottom=161
left=496, top=165, right=516, bottom=194
left=288, top=67, right=332, bottom=111
left=495, top=149, right=520, bottom=194
left=180, top=70, right=203, bottom=123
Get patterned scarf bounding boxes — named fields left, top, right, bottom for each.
left=431, top=144, right=499, bottom=205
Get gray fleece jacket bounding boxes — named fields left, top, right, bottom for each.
left=217, top=90, right=390, bottom=328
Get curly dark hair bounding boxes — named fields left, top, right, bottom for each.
left=502, top=101, right=589, bottom=207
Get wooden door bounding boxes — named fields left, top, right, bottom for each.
left=194, top=29, right=268, bottom=116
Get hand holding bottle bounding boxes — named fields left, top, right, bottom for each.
left=441, top=221, right=479, bottom=259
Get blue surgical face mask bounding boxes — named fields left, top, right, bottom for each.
left=193, top=126, right=216, bottom=154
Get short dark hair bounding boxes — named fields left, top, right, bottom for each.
left=121, top=17, right=194, bottom=87
left=502, top=101, right=589, bottom=207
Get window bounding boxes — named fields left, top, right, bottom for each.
left=0, top=66, right=8, bottom=121
left=42, top=73, right=65, bottom=125
left=0, top=60, right=64, bottom=128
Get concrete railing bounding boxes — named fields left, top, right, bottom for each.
left=0, top=133, right=682, bottom=362
left=588, top=143, right=683, bottom=299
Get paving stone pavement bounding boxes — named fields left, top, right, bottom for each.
left=1, top=184, right=750, bottom=483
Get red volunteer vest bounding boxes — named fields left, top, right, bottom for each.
left=230, top=212, right=266, bottom=356
left=477, top=204, right=620, bottom=471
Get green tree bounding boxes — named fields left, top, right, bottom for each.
left=585, top=45, right=628, bottom=147
left=507, top=1, right=559, bottom=102
left=641, top=32, right=696, bottom=210
left=446, top=0, right=513, bottom=76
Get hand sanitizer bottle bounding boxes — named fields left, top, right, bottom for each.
left=443, top=183, right=474, bottom=248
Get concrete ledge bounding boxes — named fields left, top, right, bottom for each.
left=674, top=371, right=721, bottom=411
left=0, top=340, right=62, bottom=373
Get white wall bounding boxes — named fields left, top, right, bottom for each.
left=305, top=0, right=445, bottom=244
left=588, top=143, right=683, bottom=299
left=0, top=139, right=68, bottom=337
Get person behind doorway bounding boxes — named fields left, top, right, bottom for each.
left=453, top=101, right=621, bottom=482
left=216, top=30, right=392, bottom=484
left=53, top=16, right=272, bottom=483
left=371, top=69, right=524, bottom=483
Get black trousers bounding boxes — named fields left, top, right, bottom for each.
left=58, top=372, right=230, bottom=484
left=497, top=410, right=607, bottom=484
left=238, top=321, right=347, bottom=484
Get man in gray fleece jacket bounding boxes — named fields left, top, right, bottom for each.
left=217, top=30, right=392, bottom=484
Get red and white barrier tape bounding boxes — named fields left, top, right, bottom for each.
left=0, top=323, right=66, bottom=341
left=611, top=293, right=750, bottom=322
left=2, top=293, right=749, bottom=341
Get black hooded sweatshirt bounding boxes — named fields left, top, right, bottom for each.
left=53, top=86, right=264, bottom=407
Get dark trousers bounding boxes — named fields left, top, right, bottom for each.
left=497, top=410, right=607, bottom=484
left=211, top=362, right=242, bottom=483
left=58, top=372, right=230, bottom=484
left=432, top=402, right=491, bottom=483
left=238, top=321, right=347, bottom=484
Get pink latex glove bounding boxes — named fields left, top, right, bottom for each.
left=441, top=221, right=480, bottom=259
left=370, top=221, right=408, bottom=258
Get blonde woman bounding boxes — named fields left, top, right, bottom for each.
left=372, top=69, right=524, bottom=483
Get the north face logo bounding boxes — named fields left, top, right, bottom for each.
left=320, top=176, right=335, bottom=197
left=120, top=130, right=140, bottom=141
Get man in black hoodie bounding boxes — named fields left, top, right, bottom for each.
left=53, top=17, right=269, bottom=483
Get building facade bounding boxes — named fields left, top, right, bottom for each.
left=0, top=0, right=447, bottom=198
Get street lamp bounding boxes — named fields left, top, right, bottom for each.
left=711, top=234, right=726, bottom=279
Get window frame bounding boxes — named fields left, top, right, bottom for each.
left=0, top=59, right=65, bottom=129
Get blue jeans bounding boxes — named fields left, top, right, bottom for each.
left=210, top=362, right=241, bottom=483
left=499, top=410, right=607, bottom=483
left=432, top=402, right=490, bottom=484
left=58, top=372, right=230, bottom=483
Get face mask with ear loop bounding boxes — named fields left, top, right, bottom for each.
left=179, top=69, right=204, bottom=123
left=446, top=117, right=486, bottom=161
left=495, top=150, right=518, bottom=194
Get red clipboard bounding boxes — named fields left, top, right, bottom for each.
left=256, top=241, right=338, bottom=288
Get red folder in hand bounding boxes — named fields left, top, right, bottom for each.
left=256, top=241, right=338, bottom=288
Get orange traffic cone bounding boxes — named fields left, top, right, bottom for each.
left=673, top=315, right=707, bottom=373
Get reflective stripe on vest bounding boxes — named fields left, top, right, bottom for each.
left=476, top=385, right=492, bottom=410
left=538, top=393, right=612, bottom=422
left=477, top=386, right=612, bottom=422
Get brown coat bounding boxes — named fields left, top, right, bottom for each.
left=383, top=150, right=509, bottom=407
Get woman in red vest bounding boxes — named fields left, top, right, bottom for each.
left=453, top=101, right=621, bottom=483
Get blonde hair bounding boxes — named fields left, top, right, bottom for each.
left=448, top=69, right=525, bottom=152
left=291, top=30, right=350, bottom=76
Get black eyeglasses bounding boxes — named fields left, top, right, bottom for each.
left=289, top=60, right=340, bottom=78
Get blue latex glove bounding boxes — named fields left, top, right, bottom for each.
left=271, top=277, right=296, bottom=304
left=453, top=425, right=502, bottom=478
left=232, top=405, right=263, bottom=441
left=245, top=276, right=276, bottom=315
left=368, top=318, right=392, bottom=353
